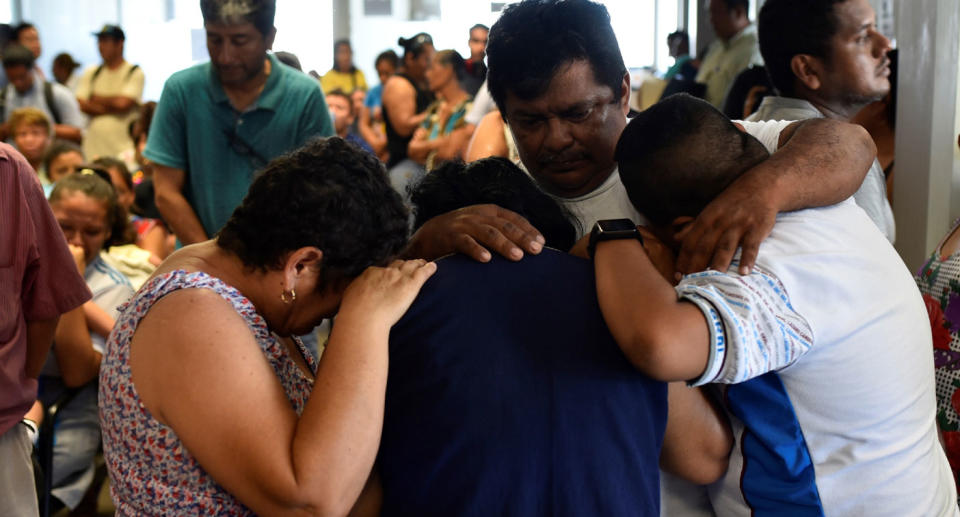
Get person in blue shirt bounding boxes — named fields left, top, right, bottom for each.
left=146, top=0, right=333, bottom=246
left=355, top=158, right=731, bottom=516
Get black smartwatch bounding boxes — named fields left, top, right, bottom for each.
left=587, top=219, right=644, bottom=259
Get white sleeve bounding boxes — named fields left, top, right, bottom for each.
left=736, top=119, right=795, bottom=153
left=676, top=268, right=814, bottom=386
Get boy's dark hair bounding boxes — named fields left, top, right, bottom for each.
left=486, top=0, right=626, bottom=118
left=375, top=49, right=399, bottom=69
left=410, top=157, right=579, bottom=251
left=2, top=43, right=34, bottom=69
left=93, top=156, right=133, bottom=190
left=758, top=0, right=846, bottom=96
left=470, top=23, right=490, bottom=33
left=217, top=137, right=408, bottom=287
left=616, top=94, right=769, bottom=226
left=200, top=0, right=276, bottom=37
left=397, top=33, right=433, bottom=60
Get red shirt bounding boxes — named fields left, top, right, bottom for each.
left=0, top=143, right=91, bottom=434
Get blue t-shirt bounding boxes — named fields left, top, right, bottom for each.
left=143, top=53, right=334, bottom=237
left=382, top=250, right=667, bottom=516
left=364, top=83, right=383, bottom=109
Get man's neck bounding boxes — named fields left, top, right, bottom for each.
left=103, top=57, right=125, bottom=70
left=800, top=93, right=863, bottom=121
left=222, top=58, right=271, bottom=112
left=722, top=20, right=750, bottom=42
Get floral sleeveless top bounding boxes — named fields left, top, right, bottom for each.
left=99, top=270, right=317, bottom=515
left=916, top=219, right=960, bottom=491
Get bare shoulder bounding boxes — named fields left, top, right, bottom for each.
left=383, top=75, right=414, bottom=98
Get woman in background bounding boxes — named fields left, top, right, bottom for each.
left=381, top=33, right=435, bottom=171
left=408, top=49, right=474, bottom=172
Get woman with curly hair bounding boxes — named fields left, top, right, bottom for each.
left=99, top=137, right=435, bottom=515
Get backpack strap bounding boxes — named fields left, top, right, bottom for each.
left=43, top=81, right=62, bottom=125
left=91, top=64, right=105, bottom=84
left=126, top=64, right=140, bottom=79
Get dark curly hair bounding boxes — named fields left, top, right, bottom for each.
left=217, top=137, right=409, bottom=286
left=486, top=0, right=626, bottom=118
left=410, top=157, right=578, bottom=251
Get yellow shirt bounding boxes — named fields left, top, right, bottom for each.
left=320, top=69, right=367, bottom=94
left=695, top=24, right=763, bottom=108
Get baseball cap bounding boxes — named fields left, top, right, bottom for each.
left=92, top=24, right=125, bottom=40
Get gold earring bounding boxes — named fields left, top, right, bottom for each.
left=280, top=288, right=297, bottom=304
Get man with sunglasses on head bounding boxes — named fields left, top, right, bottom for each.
left=146, top=0, right=333, bottom=245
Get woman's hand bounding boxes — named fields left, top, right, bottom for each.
left=339, top=259, right=437, bottom=327
left=68, top=244, right=86, bottom=274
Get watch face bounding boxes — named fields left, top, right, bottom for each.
left=597, top=219, right=637, bottom=232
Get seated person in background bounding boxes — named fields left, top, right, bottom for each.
left=382, top=33, right=435, bottom=171
left=915, top=131, right=960, bottom=495
left=407, top=49, right=474, bottom=172
left=52, top=52, right=82, bottom=92
left=99, top=138, right=434, bottom=516
left=1, top=44, right=85, bottom=144
left=42, top=171, right=135, bottom=513
left=9, top=107, right=51, bottom=176
left=92, top=157, right=167, bottom=288
left=598, top=93, right=957, bottom=515
left=463, top=109, right=520, bottom=163
left=363, top=158, right=731, bottom=516
left=44, top=139, right=84, bottom=185
left=364, top=50, right=398, bottom=121
left=326, top=89, right=374, bottom=155
left=320, top=39, right=367, bottom=95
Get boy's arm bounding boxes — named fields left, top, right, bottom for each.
left=593, top=238, right=711, bottom=382
left=596, top=236, right=815, bottom=386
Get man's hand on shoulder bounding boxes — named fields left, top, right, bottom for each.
left=675, top=168, right=777, bottom=278
left=405, top=204, right=545, bottom=262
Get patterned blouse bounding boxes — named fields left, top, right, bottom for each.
left=99, top=270, right=317, bottom=515
left=916, top=219, right=960, bottom=490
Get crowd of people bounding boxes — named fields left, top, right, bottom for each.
left=3, top=0, right=960, bottom=516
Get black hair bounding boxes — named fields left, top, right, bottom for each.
left=200, top=0, right=276, bottom=37
left=433, top=49, right=467, bottom=84
left=615, top=94, right=769, bottom=226
left=93, top=156, right=133, bottom=190
left=43, top=140, right=83, bottom=174
left=11, top=22, right=35, bottom=42
left=398, top=32, right=434, bottom=60
left=49, top=169, right=128, bottom=249
left=758, top=0, right=845, bottom=96
left=469, top=23, right=490, bottom=33
left=217, top=137, right=408, bottom=287
left=332, top=39, right=356, bottom=73
left=720, top=0, right=750, bottom=13
left=275, top=50, right=302, bottom=71
left=410, top=157, right=579, bottom=251
left=375, top=49, right=399, bottom=69
left=2, top=43, right=35, bottom=69
left=486, top=0, right=626, bottom=118
left=667, top=30, right=689, bottom=44
left=52, top=52, right=80, bottom=73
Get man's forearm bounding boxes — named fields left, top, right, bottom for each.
left=54, top=124, right=83, bottom=143
left=762, top=118, right=874, bottom=212
left=156, top=189, right=208, bottom=245
left=89, top=95, right=137, bottom=114
left=78, top=98, right=108, bottom=116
